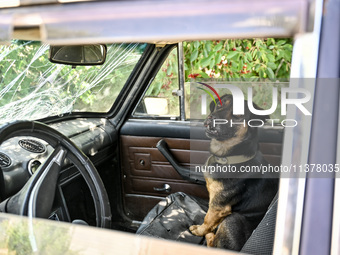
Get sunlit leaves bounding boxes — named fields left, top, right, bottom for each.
left=226, top=51, right=238, bottom=59
left=183, top=38, right=293, bottom=81
left=141, top=48, right=179, bottom=116
left=190, top=50, right=198, bottom=62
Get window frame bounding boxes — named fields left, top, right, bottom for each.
left=131, top=44, right=185, bottom=121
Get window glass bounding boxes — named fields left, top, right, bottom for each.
left=133, top=47, right=179, bottom=118
left=0, top=40, right=146, bottom=125
left=183, top=39, right=293, bottom=120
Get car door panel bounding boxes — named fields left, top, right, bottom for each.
left=119, top=120, right=283, bottom=221
left=120, top=135, right=209, bottom=220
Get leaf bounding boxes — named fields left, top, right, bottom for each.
left=194, top=62, right=200, bottom=70
left=190, top=50, right=199, bottom=62
left=277, top=40, right=286, bottom=46
left=230, top=66, right=239, bottom=73
left=210, top=58, right=215, bottom=68
left=215, top=52, right=222, bottom=64
left=249, top=76, right=259, bottom=82
left=257, top=50, right=262, bottom=59
left=283, top=44, right=293, bottom=50
left=200, top=57, right=211, bottom=68
left=194, top=41, right=200, bottom=48
left=266, top=67, right=275, bottom=80
left=231, top=61, right=237, bottom=68
left=243, top=72, right=252, bottom=78
left=238, top=59, right=244, bottom=70
left=199, top=71, right=210, bottom=78
left=284, top=51, right=292, bottom=61
left=215, top=43, right=223, bottom=52
left=205, top=41, right=212, bottom=52
left=261, top=53, right=268, bottom=63
left=252, top=49, right=258, bottom=58
left=203, top=49, right=208, bottom=58
left=266, top=38, right=272, bottom=46
left=275, top=51, right=283, bottom=61
left=236, top=39, right=242, bottom=45
left=226, top=51, right=238, bottom=59
left=150, top=81, right=162, bottom=96
left=259, top=69, right=265, bottom=78
left=267, top=62, right=277, bottom=70
left=267, top=54, right=275, bottom=62
left=208, top=50, right=216, bottom=58
left=245, top=52, right=252, bottom=62
left=167, top=65, right=172, bottom=75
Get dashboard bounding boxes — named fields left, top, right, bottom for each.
left=0, top=118, right=117, bottom=223
left=0, top=137, right=51, bottom=197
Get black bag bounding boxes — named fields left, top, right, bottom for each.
left=136, top=192, right=208, bottom=244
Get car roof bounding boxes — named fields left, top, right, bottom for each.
left=0, top=0, right=307, bottom=44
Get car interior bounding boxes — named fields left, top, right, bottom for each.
left=0, top=41, right=285, bottom=254
left=0, top=0, right=336, bottom=254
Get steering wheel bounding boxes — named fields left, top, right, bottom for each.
left=0, top=121, right=111, bottom=228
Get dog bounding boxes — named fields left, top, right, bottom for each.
left=189, top=94, right=279, bottom=251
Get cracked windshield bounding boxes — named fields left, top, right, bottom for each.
left=0, top=41, right=146, bottom=125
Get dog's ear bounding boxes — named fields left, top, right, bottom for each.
left=249, top=102, right=270, bottom=122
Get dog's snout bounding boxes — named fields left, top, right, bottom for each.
left=204, top=115, right=213, bottom=127
left=205, top=115, right=218, bottom=131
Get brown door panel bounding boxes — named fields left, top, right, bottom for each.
left=128, top=178, right=209, bottom=198
left=120, top=135, right=282, bottom=221
left=120, top=135, right=209, bottom=220
left=123, top=177, right=210, bottom=220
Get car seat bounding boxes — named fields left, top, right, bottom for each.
left=137, top=192, right=278, bottom=255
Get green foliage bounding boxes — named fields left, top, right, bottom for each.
left=143, top=39, right=292, bottom=120
left=141, top=47, right=179, bottom=117
left=183, top=39, right=293, bottom=120
left=183, top=38, right=293, bottom=81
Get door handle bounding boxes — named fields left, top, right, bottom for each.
left=153, top=183, right=171, bottom=193
left=156, top=139, right=206, bottom=185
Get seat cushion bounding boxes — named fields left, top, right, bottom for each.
left=136, top=192, right=208, bottom=244
left=240, top=194, right=278, bottom=255
left=137, top=191, right=278, bottom=255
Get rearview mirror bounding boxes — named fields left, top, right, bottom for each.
left=49, top=45, right=107, bottom=66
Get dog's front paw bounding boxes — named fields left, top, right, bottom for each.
left=205, top=232, right=215, bottom=247
left=189, top=224, right=208, bottom=236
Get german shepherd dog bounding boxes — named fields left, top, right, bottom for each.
left=189, top=94, right=279, bottom=251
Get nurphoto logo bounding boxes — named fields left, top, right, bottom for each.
left=197, top=82, right=312, bottom=127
